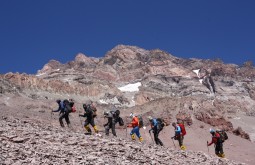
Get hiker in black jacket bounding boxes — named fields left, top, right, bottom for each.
left=79, top=103, right=98, bottom=134
left=52, top=99, right=71, bottom=127
left=103, top=110, right=121, bottom=137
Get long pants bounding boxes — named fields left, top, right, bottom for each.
left=84, top=118, right=98, bottom=133
left=176, top=135, right=184, bottom=147
left=215, top=143, right=224, bottom=155
left=153, top=128, right=163, bottom=146
left=130, top=126, right=141, bottom=138
left=59, top=113, right=70, bottom=127
left=105, top=121, right=116, bottom=136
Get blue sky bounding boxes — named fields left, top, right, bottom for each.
left=0, top=1, right=255, bottom=74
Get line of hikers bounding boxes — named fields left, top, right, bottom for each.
left=52, top=99, right=227, bottom=158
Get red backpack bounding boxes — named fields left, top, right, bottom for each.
left=71, top=106, right=76, bottom=113
left=69, top=102, right=76, bottom=113
left=178, top=123, right=186, bottom=136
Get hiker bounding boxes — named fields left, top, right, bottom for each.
left=171, top=121, right=186, bottom=150
left=79, top=102, right=98, bottom=135
left=207, top=129, right=225, bottom=158
left=127, top=113, right=143, bottom=142
left=148, top=116, right=164, bottom=146
left=52, top=99, right=72, bottom=127
left=103, top=110, right=123, bottom=137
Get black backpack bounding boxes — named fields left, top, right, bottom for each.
left=118, top=117, right=124, bottom=126
left=63, top=100, right=72, bottom=113
left=156, top=118, right=165, bottom=130
left=216, top=130, right=228, bottom=143
left=137, top=115, right=144, bottom=128
left=112, top=110, right=124, bottom=126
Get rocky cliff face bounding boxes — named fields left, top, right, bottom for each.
left=1, top=44, right=255, bottom=164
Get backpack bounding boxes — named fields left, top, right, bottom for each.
left=137, top=115, right=144, bottom=128
left=216, top=130, right=228, bottom=143
left=63, top=100, right=72, bottom=113
left=59, top=101, right=65, bottom=112
left=178, top=123, right=186, bottom=136
left=87, top=104, right=97, bottom=118
left=112, top=110, right=124, bottom=126
left=156, top=118, right=165, bottom=131
left=118, top=117, right=124, bottom=126
left=69, top=102, right=76, bottom=113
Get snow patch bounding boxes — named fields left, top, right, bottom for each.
left=118, top=82, right=141, bottom=92
left=199, top=79, right=203, bottom=84
left=36, top=72, right=46, bottom=77
left=99, top=99, right=108, bottom=104
left=193, top=69, right=200, bottom=78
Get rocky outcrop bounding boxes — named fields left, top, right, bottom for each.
left=232, top=127, right=250, bottom=141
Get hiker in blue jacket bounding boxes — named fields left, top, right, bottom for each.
left=52, top=99, right=71, bottom=127
left=148, top=116, right=164, bottom=146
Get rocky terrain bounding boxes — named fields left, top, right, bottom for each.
left=0, top=116, right=244, bottom=165
left=1, top=44, right=255, bottom=164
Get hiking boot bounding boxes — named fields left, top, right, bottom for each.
left=180, top=145, right=186, bottom=150
left=84, top=126, right=92, bottom=132
left=131, top=134, right=136, bottom=140
left=139, top=137, right=143, bottom=142
left=219, top=153, right=225, bottom=158
left=60, top=123, right=64, bottom=127
left=93, top=126, right=99, bottom=133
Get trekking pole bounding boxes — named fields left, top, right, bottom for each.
left=51, top=110, right=53, bottom=119
left=125, top=117, right=128, bottom=138
left=78, top=109, right=83, bottom=130
left=207, top=141, right=209, bottom=153
left=171, top=137, right=176, bottom=148
left=50, top=110, right=54, bottom=127
left=149, top=131, right=154, bottom=144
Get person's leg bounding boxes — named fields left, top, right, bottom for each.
left=64, top=114, right=70, bottom=127
left=111, top=122, right=117, bottom=137
left=219, top=143, right=225, bottom=158
left=177, top=136, right=182, bottom=147
left=154, top=131, right=159, bottom=145
left=134, top=127, right=143, bottom=142
left=90, top=118, right=98, bottom=133
left=215, top=144, right=220, bottom=156
left=105, top=124, right=110, bottom=136
left=84, top=119, right=92, bottom=134
left=130, top=128, right=136, bottom=140
left=180, top=136, right=186, bottom=150
left=157, top=131, right=163, bottom=146
left=59, top=113, right=65, bottom=127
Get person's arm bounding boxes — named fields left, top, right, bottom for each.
left=79, top=113, right=87, bottom=117
left=208, top=137, right=217, bottom=146
left=52, top=105, right=61, bottom=112
left=128, top=118, right=136, bottom=127
left=104, top=119, right=109, bottom=127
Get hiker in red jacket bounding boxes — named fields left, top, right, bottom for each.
left=207, top=128, right=225, bottom=158
left=127, top=113, right=143, bottom=142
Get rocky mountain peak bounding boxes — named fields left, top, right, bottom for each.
left=74, top=53, right=96, bottom=64
left=105, top=44, right=149, bottom=60
left=37, top=60, right=62, bottom=75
